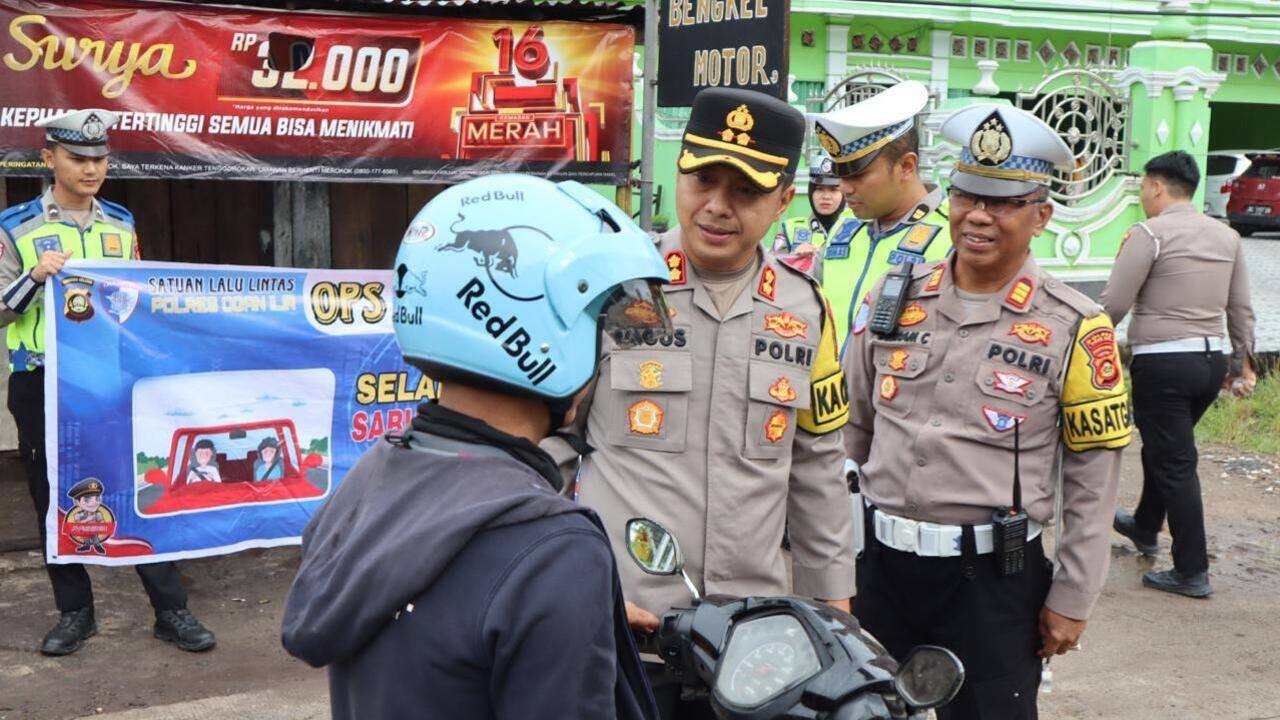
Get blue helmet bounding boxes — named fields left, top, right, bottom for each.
left=393, top=174, right=672, bottom=403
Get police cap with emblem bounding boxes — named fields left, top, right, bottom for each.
left=678, top=88, right=805, bottom=192
left=35, top=108, right=118, bottom=158
left=808, top=156, right=841, bottom=188
left=809, top=80, right=929, bottom=177
left=941, top=103, right=1074, bottom=198
left=68, top=477, right=105, bottom=499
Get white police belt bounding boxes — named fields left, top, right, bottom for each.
left=1131, top=336, right=1222, bottom=355
left=872, top=509, right=1042, bottom=557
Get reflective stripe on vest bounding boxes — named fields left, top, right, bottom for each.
left=8, top=217, right=135, bottom=371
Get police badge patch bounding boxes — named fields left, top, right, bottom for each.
left=970, top=111, right=1014, bottom=167
left=101, top=281, right=139, bottom=324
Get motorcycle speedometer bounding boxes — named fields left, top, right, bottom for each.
left=713, top=613, right=822, bottom=708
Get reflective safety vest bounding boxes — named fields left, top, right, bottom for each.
left=823, top=202, right=951, bottom=350
left=0, top=194, right=136, bottom=371
left=773, top=209, right=860, bottom=254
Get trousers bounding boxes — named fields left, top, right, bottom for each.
left=1130, top=351, right=1227, bottom=574
left=9, top=368, right=186, bottom=613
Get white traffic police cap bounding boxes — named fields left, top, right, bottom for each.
left=941, top=104, right=1074, bottom=197
left=809, top=80, right=930, bottom=177
left=35, top=109, right=119, bottom=158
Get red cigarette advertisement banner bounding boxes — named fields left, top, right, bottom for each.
left=0, top=0, right=635, bottom=183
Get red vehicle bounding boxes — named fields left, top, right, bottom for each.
left=139, top=419, right=327, bottom=516
left=1226, top=153, right=1280, bottom=236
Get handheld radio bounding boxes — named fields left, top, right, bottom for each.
left=869, top=264, right=914, bottom=336
left=992, top=419, right=1029, bottom=576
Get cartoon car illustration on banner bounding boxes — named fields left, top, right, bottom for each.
left=138, top=419, right=329, bottom=516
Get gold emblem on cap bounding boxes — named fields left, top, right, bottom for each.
left=720, top=104, right=755, bottom=146
left=970, top=112, right=1013, bottom=167
left=816, top=124, right=841, bottom=157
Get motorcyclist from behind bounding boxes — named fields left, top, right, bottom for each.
left=280, top=174, right=671, bottom=720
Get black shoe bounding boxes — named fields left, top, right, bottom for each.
left=154, top=608, right=216, bottom=652
left=41, top=607, right=97, bottom=656
left=1142, top=568, right=1213, bottom=598
left=1113, top=510, right=1159, bottom=556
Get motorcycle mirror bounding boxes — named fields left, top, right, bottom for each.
left=893, top=645, right=964, bottom=710
left=624, top=517, right=684, bottom=576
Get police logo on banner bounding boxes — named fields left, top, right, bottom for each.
left=101, top=281, right=140, bottom=324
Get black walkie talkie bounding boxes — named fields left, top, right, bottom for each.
left=992, top=420, right=1029, bottom=576
left=869, top=264, right=914, bottom=336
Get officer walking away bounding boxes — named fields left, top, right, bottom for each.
left=282, top=174, right=667, bottom=720
left=0, top=109, right=214, bottom=656
left=808, top=81, right=953, bottom=347
left=1102, top=150, right=1256, bottom=599
left=770, top=156, right=858, bottom=273
left=556, top=87, right=855, bottom=720
left=844, top=104, right=1132, bottom=719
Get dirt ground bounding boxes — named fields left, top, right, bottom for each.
left=2, top=444, right=1279, bottom=719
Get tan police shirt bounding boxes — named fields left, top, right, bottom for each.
left=1101, top=202, right=1256, bottom=360
left=844, top=255, right=1132, bottom=620
left=572, top=227, right=855, bottom=617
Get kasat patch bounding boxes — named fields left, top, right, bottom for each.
left=666, top=251, right=687, bottom=285
left=1079, top=326, right=1120, bottom=390
left=757, top=266, right=777, bottom=300
left=639, top=361, right=664, bottom=389
left=898, top=302, right=928, bottom=327
left=992, top=370, right=1031, bottom=396
left=888, top=349, right=909, bottom=371
left=1008, top=322, right=1052, bottom=345
left=764, top=409, right=788, bottom=443
left=982, top=405, right=1025, bottom=432
left=763, top=311, right=808, bottom=339
left=628, top=400, right=665, bottom=435
left=880, top=375, right=899, bottom=401
left=768, top=376, right=798, bottom=403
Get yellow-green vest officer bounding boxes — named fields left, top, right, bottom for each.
left=771, top=156, right=861, bottom=261
left=809, top=81, right=952, bottom=349
left=0, top=108, right=215, bottom=657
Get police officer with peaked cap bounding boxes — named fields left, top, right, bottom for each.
left=1103, top=150, right=1256, bottom=599
left=551, top=87, right=856, bottom=719
left=843, top=104, right=1133, bottom=718
left=770, top=156, right=859, bottom=269
left=808, top=81, right=953, bottom=347
left=0, top=109, right=215, bottom=655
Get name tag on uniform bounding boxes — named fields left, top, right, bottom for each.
left=101, top=233, right=123, bottom=257
left=887, top=250, right=926, bottom=265
left=34, top=236, right=62, bottom=254
left=826, top=244, right=851, bottom=260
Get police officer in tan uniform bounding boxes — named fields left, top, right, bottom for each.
left=1102, top=150, right=1256, bottom=599
left=562, top=88, right=855, bottom=719
left=843, top=104, right=1132, bottom=719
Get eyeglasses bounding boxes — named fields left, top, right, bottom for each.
left=947, top=187, right=1048, bottom=217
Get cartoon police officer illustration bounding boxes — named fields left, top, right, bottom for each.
left=64, top=477, right=114, bottom=555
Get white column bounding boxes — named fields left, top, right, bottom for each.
left=827, top=23, right=850, bottom=90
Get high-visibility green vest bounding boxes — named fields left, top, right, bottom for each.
left=0, top=193, right=136, bottom=371
left=774, top=209, right=859, bottom=253
left=824, top=201, right=951, bottom=350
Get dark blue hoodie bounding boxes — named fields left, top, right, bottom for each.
left=281, top=405, right=657, bottom=720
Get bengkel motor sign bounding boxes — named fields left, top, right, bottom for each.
left=0, top=0, right=634, bottom=183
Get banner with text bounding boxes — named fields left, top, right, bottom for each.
left=44, top=261, right=435, bottom=566
left=0, top=0, right=634, bottom=183
left=657, top=0, right=788, bottom=106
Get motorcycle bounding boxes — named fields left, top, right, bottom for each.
left=625, top=517, right=964, bottom=720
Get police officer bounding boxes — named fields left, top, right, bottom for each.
left=843, top=104, right=1132, bottom=719
left=770, top=156, right=858, bottom=266
left=1102, top=150, right=1256, bottom=599
left=283, top=174, right=666, bottom=720
left=809, top=81, right=953, bottom=347
left=0, top=109, right=215, bottom=656
left=559, top=88, right=856, bottom=719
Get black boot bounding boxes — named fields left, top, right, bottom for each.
left=1143, top=568, right=1213, bottom=598
left=154, top=608, right=216, bottom=652
left=1113, top=510, right=1159, bottom=556
left=41, top=607, right=97, bottom=656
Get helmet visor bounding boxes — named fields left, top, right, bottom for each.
left=599, top=279, right=675, bottom=349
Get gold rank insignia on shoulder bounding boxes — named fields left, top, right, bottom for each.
left=757, top=266, right=777, bottom=301
left=1004, top=276, right=1035, bottom=310
left=923, top=265, right=945, bottom=293
left=665, top=250, right=687, bottom=285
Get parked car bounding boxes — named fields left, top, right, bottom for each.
left=1204, top=152, right=1250, bottom=218
left=1226, top=153, right=1280, bottom=236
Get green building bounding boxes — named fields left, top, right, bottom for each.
left=635, top=0, right=1280, bottom=290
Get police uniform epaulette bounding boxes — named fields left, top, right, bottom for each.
left=1042, top=277, right=1103, bottom=319
left=98, top=198, right=134, bottom=225
left=896, top=222, right=942, bottom=255
left=0, top=198, right=41, bottom=233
